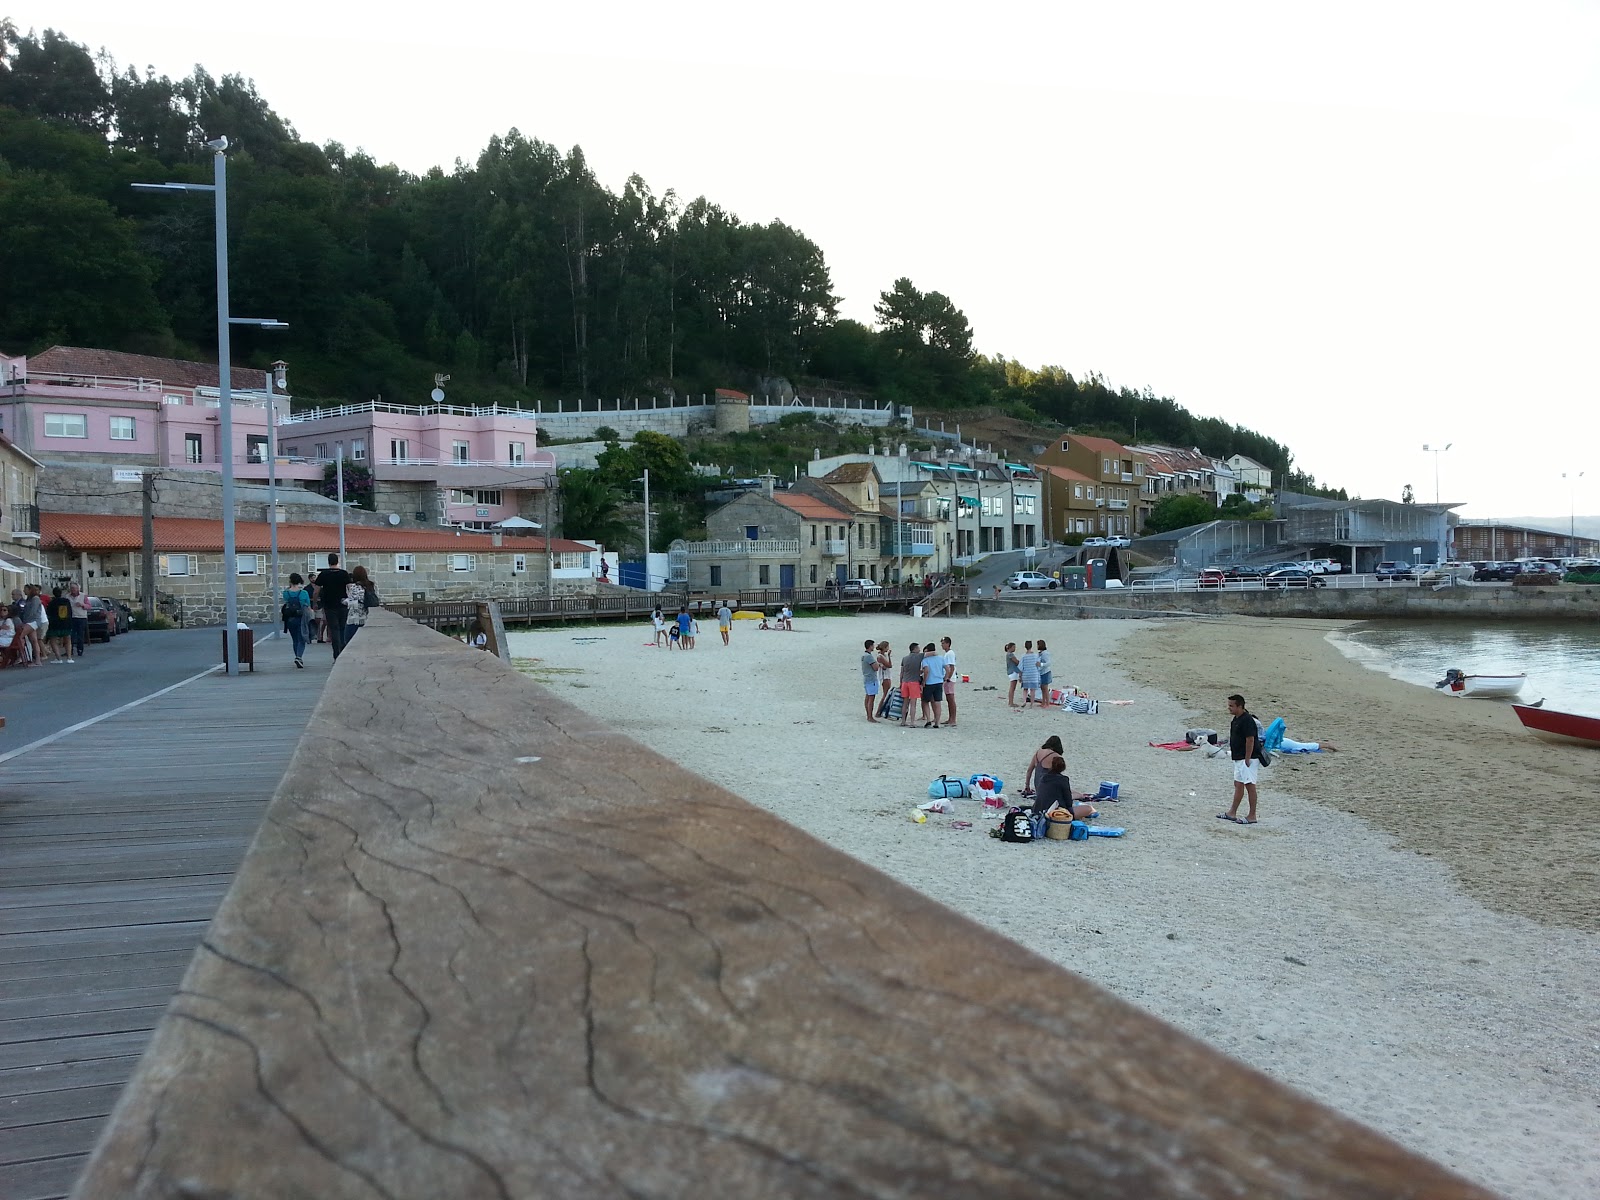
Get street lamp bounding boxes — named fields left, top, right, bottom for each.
left=633, top=469, right=651, bottom=591
left=1564, top=471, right=1585, bottom=555
left=1421, top=442, right=1452, bottom=505
left=134, top=139, right=286, bottom=675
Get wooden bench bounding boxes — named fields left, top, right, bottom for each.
left=73, top=612, right=1493, bottom=1198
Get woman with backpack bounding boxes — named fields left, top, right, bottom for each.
left=281, top=573, right=312, bottom=668
left=342, top=565, right=380, bottom=648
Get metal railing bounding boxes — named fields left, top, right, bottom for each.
left=821, top=539, right=848, bottom=556
left=10, top=503, right=39, bottom=537
left=1125, top=572, right=1458, bottom=593
left=280, top=400, right=541, bottom=424
left=677, top=539, right=802, bottom=557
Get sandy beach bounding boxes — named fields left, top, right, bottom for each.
left=508, top=613, right=1599, bottom=1200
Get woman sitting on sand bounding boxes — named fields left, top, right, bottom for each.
left=1030, top=755, right=1098, bottom=819
left=1005, top=642, right=1022, bottom=707
left=1023, top=734, right=1065, bottom=797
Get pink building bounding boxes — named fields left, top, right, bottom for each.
left=0, top=347, right=555, bottom=527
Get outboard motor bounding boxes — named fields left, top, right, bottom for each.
left=1434, top=668, right=1464, bottom=691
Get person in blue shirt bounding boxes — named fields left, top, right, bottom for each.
left=676, top=607, right=693, bottom=649
left=918, top=642, right=945, bottom=728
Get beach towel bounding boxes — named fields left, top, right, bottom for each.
left=1062, top=695, right=1099, bottom=715
left=1086, top=826, right=1125, bottom=837
left=1148, top=741, right=1195, bottom=751
left=1261, top=717, right=1286, bottom=752
left=884, top=689, right=904, bottom=721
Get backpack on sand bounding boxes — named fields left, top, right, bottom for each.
left=988, top=806, right=1034, bottom=843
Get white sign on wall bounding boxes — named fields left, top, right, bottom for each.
left=112, top=469, right=142, bottom=482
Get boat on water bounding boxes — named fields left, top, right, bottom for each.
left=1434, top=669, right=1526, bottom=699
left=1512, top=702, right=1600, bottom=748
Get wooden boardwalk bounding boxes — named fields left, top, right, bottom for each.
left=0, top=641, right=329, bottom=1200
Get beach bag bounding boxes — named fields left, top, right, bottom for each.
left=928, top=775, right=971, bottom=800
left=884, top=689, right=903, bottom=721
left=345, top=584, right=368, bottom=626
left=1028, top=812, right=1050, bottom=841
left=280, top=591, right=305, bottom=625
left=968, top=773, right=1004, bottom=794
left=1062, top=695, right=1099, bottom=715
left=999, top=807, right=1035, bottom=843
left=1068, top=819, right=1090, bottom=841
left=1253, top=718, right=1272, bottom=766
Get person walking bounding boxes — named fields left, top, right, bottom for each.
left=939, top=635, right=959, bottom=726
left=860, top=638, right=881, bottom=722
left=45, top=586, right=74, bottom=662
left=281, top=572, right=312, bottom=667
left=898, top=642, right=924, bottom=728
left=67, top=583, right=90, bottom=657
left=313, top=553, right=352, bottom=660
left=343, top=564, right=380, bottom=647
left=1220, top=693, right=1261, bottom=824
left=919, top=641, right=945, bottom=728
left=717, top=599, right=733, bottom=646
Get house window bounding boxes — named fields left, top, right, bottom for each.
left=45, top=413, right=88, bottom=438
left=557, top=551, right=586, bottom=569
left=509, top=441, right=525, bottom=464
left=352, top=438, right=366, bottom=461
left=513, top=554, right=527, bottom=574
left=1061, top=440, right=1071, bottom=452
left=857, top=524, right=865, bottom=547
left=163, top=394, right=183, bottom=405
left=185, top=433, right=204, bottom=463
left=449, top=554, right=476, bottom=572
left=810, top=525, right=817, bottom=545
left=237, top=554, right=259, bottom=575
left=395, top=554, right=416, bottom=573
left=759, top=565, right=770, bottom=585
left=452, top=440, right=470, bottom=463
left=1073, top=485, right=1083, bottom=499
left=160, top=553, right=191, bottom=576
left=391, top=439, right=409, bottom=462
left=809, top=564, right=817, bottom=583
left=745, top=525, right=759, bottom=540
left=313, top=442, right=327, bottom=459
left=247, top=434, right=268, bottom=462
left=870, top=526, right=877, bottom=547
left=109, top=416, right=136, bottom=440
left=475, top=489, right=503, bottom=506
left=709, top=565, right=722, bottom=586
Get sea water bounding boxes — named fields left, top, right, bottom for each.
left=1331, top=621, right=1600, bottom=717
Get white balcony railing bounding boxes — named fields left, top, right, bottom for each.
left=681, top=539, right=802, bottom=556
left=822, top=538, right=849, bottom=556
left=1122, top=473, right=1135, bottom=483
left=280, top=400, right=540, bottom=425
left=1107, top=499, right=1129, bottom=510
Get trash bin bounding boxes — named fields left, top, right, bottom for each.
left=1061, top=566, right=1087, bottom=590
left=912, top=604, right=924, bottom=619
left=223, top=626, right=255, bottom=672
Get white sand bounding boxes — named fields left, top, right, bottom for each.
left=509, top=615, right=1599, bottom=1200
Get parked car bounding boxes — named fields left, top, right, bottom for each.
left=1264, top=568, right=1326, bottom=589
left=1514, top=561, right=1564, bottom=576
left=1312, top=558, right=1342, bottom=573
left=1264, top=561, right=1304, bottom=574
left=1006, top=570, right=1059, bottom=590
left=1081, top=536, right=1109, bottom=547
left=1374, top=562, right=1415, bottom=580
left=839, top=578, right=883, bottom=596
left=1223, top=565, right=1265, bottom=580
left=1103, top=536, right=1131, bottom=548
left=86, top=596, right=131, bottom=642
left=1197, top=568, right=1227, bottom=589
left=1472, top=561, right=1518, bottom=582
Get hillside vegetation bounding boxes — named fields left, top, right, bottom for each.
left=0, top=21, right=1339, bottom=495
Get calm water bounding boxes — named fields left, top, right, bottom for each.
left=1333, top=621, right=1600, bottom=717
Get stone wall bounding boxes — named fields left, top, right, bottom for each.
left=535, top=397, right=908, bottom=446
left=967, top=584, right=1600, bottom=621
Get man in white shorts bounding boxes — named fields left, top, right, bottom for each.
left=1221, top=693, right=1260, bottom=824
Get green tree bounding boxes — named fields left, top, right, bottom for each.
left=321, top=460, right=374, bottom=509
left=0, top=24, right=110, bottom=134
left=1147, top=494, right=1217, bottom=533
left=556, top=468, right=631, bottom=548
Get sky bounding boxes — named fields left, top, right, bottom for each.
left=19, top=0, right=1600, bottom=519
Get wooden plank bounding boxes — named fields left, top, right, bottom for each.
left=0, top=1005, right=166, bottom=1046
left=0, top=1151, right=87, bottom=1200
left=0, top=1115, right=106, bottom=1163
left=0, top=1057, right=140, bottom=1099
left=0, top=983, right=175, bottom=1023
left=1, top=950, right=196, bottom=985
left=74, top=612, right=1493, bottom=1200
left=0, top=1030, right=152, bottom=1072
left=0, top=1082, right=123, bottom=1130
left=0, top=895, right=227, bottom=936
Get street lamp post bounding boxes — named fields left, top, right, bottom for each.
left=134, top=140, right=285, bottom=675
left=1422, top=442, right=1452, bottom=505
left=1564, top=471, right=1585, bottom=555
left=633, top=468, right=651, bottom=591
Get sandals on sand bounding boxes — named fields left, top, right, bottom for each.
left=1216, top=813, right=1258, bottom=824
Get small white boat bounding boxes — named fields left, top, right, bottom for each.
left=1435, top=669, right=1526, bottom=699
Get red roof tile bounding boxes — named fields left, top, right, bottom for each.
left=773, top=492, right=852, bottom=521
left=41, top=513, right=591, bottom=554
left=1039, top=464, right=1096, bottom=484
left=27, top=346, right=273, bottom=392
left=1065, top=433, right=1128, bottom=455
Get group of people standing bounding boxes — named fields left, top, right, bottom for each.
left=1, top=582, right=91, bottom=667
left=1003, top=638, right=1054, bottom=708
left=861, top=635, right=960, bottom=729
left=279, top=553, right=380, bottom=667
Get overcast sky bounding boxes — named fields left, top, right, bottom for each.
left=20, top=0, right=1600, bottom=518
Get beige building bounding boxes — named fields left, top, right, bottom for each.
left=1034, top=435, right=1143, bottom=539
left=0, top=434, right=45, bottom=585
left=40, top=513, right=598, bottom=625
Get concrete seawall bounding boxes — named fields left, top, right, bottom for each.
left=972, top=584, right=1600, bottom=620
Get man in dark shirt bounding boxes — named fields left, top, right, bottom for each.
left=1221, top=692, right=1260, bottom=824
left=313, top=552, right=352, bottom=660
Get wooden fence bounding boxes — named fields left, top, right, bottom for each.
left=72, top=613, right=1493, bottom=1199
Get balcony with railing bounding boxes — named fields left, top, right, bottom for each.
left=10, top=503, right=40, bottom=539
left=279, top=400, right=540, bottom=425
left=821, top=538, right=849, bottom=557
left=678, top=539, right=801, bottom=557
left=1107, top=499, right=1129, bottom=510
left=884, top=529, right=936, bottom=556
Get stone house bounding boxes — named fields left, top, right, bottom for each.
left=40, top=513, right=598, bottom=625
left=0, top=434, right=45, bottom=585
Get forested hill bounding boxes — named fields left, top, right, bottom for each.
left=0, top=22, right=1334, bottom=493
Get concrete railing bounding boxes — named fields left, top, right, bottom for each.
left=977, top=583, right=1600, bottom=620
left=73, top=611, right=1492, bottom=1198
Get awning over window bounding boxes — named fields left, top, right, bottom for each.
left=0, top=550, right=45, bottom=573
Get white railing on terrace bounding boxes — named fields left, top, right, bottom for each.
left=374, top=455, right=556, bottom=471
left=681, top=539, right=802, bottom=556
left=822, top=539, right=849, bottom=556
left=4, top=372, right=277, bottom=406
left=1107, top=499, right=1129, bottom=510
left=280, top=400, right=540, bottom=424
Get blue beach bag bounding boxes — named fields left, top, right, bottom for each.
left=928, top=775, right=971, bottom=799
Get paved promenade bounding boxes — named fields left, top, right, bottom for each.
left=0, top=626, right=331, bottom=1200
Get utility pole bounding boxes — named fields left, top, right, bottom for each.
left=141, top=472, right=156, bottom=619
left=336, top=444, right=347, bottom=559
left=544, top=483, right=554, bottom=595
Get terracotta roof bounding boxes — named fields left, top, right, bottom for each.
left=820, top=462, right=880, bottom=485
left=773, top=492, right=852, bottom=522
left=27, top=346, right=273, bottom=392
left=1065, top=433, right=1128, bottom=455
left=713, top=388, right=749, bottom=400
left=0, top=433, right=44, bottom=469
left=1039, top=464, right=1096, bottom=484
left=41, top=513, right=591, bottom=554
